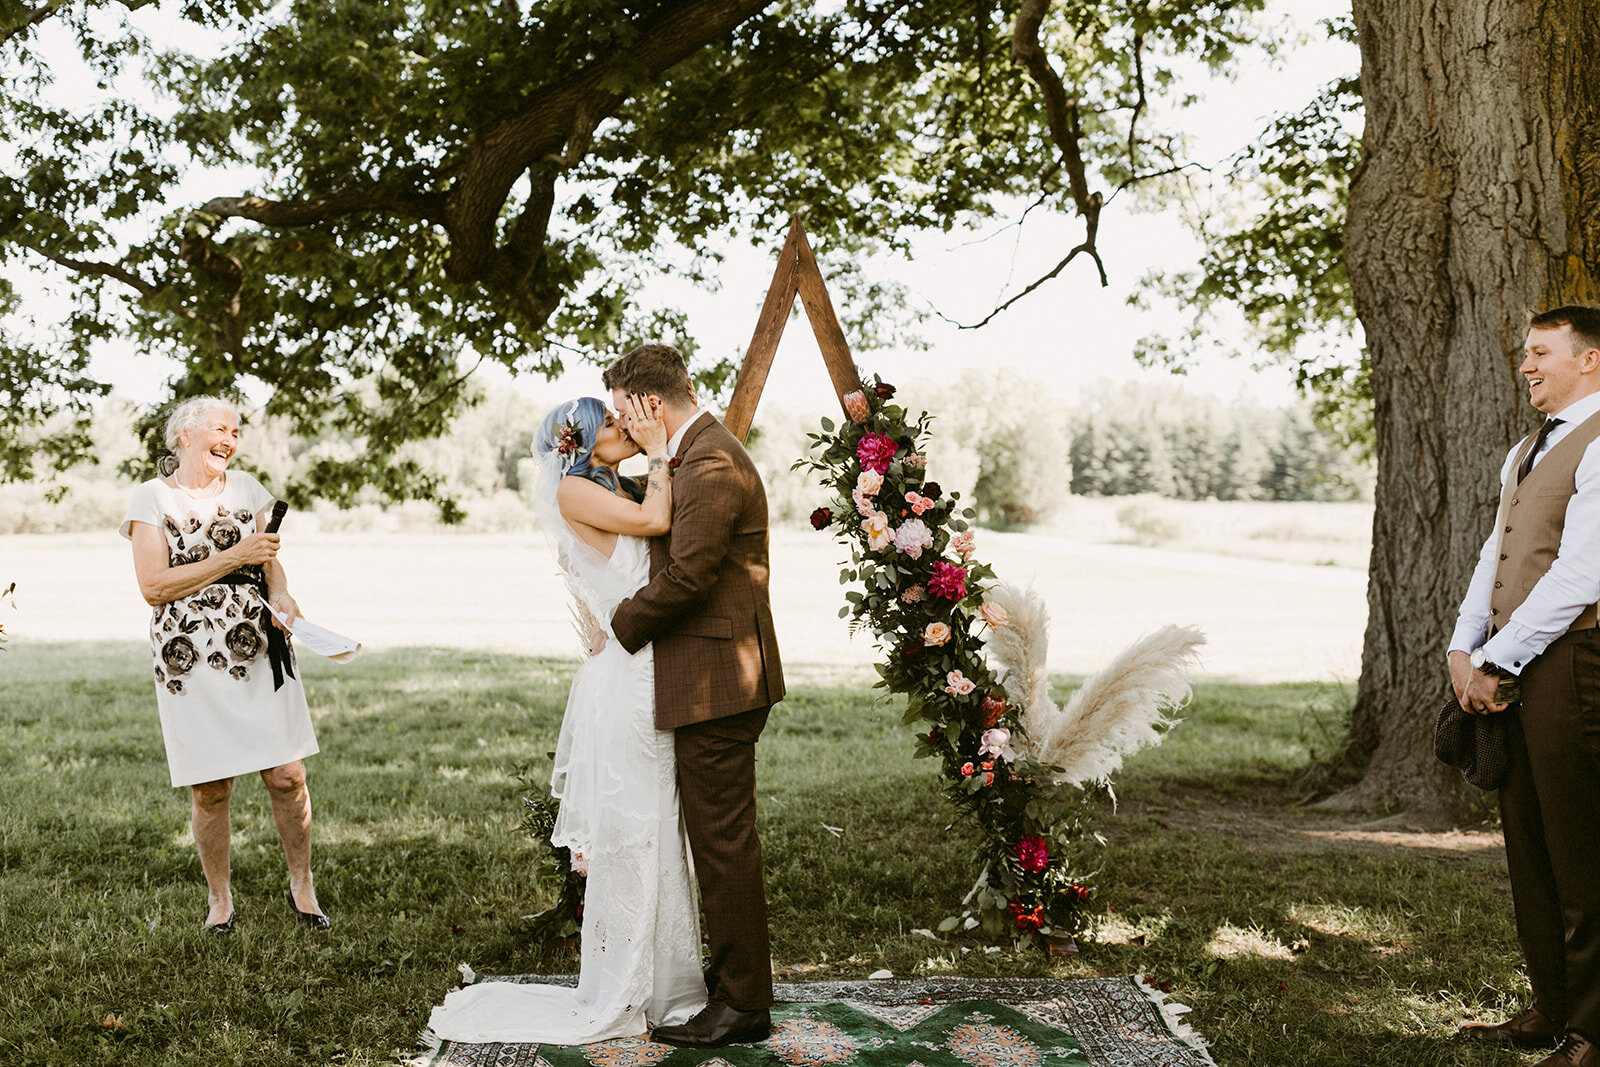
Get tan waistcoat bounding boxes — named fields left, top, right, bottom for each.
left=1489, top=408, right=1600, bottom=640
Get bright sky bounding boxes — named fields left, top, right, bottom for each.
left=23, top=1, right=1360, bottom=419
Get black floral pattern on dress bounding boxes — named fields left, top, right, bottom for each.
left=145, top=489, right=274, bottom=696
left=207, top=518, right=240, bottom=551
left=161, top=635, right=199, bottom=675
left=225, top=620, right=262, bottom=661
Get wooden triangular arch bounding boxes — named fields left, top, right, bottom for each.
left=723, top=216, right=864, bottom=444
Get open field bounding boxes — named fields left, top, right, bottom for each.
left=0, top=501, right=1369, bottom=683
left=0, top=645, right=1526, bottom=1067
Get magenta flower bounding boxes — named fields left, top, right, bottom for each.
left=856, top=432, right=899, bottom=474
left=928, top=561, right=968, bottom=600
left=1015, top=834, right=1049, bottom=874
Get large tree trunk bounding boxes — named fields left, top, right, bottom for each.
left=1338, top=0, right=1600, bottom=811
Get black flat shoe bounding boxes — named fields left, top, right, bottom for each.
left=202, top=911, right=236, bottom=935
left=286, top=888, right=330, bottom=931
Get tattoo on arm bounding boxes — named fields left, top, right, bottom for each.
left=645, top=457, right=666, bottom=499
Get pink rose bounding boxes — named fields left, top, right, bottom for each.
left=892, top=518, right=933, bottom=559
left=904, top=453, right=926, bottom=470
left=943, top=669, right=977, bottom=697
left=928, top=561, right=968, bottom=601
left=853, top=488, right=877, bottom=518
left=905, top=491, right=934, bottom=516
left=979, top=601, right=1008, bottom=627
left=856, top=432, right=898, bottom=474
left=862, top=511, right=892, bottom=551
left=843, top=390, right=870, bottom=423
left=951, top=530, right=976, bottom=561
left=856, top=470, right=884, bottom=496
left=924, top=622, right=952, bottom=647
left=979, top=727, right=1013, bottom=761
left=1014, top=834, right=1049, bottom=874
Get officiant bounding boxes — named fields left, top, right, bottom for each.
left=1448, top=306, right=1600, bottom=1067
left=121, top=395, right=331, bottom=935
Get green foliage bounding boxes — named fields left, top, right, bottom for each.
left=797, top=379, right=1106, bottom=942
left=1134, top=16, right=1369, bottom=454
left=2, top=0, right=1279, bottom=506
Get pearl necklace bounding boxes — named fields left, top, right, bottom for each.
left=171, top=470, right=226, bottom=499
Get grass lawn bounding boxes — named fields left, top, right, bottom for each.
left=0, top=644, right=1530, bottom=1066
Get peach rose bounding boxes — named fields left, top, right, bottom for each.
left=924, top=622, right=952, bottom=647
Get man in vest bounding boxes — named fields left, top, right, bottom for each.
left=1452, top=305, right=1600, bottom=1067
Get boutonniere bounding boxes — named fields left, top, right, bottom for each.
left=667, top=456, right=681, bottom=474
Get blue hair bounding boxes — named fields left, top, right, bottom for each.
left=534, top=397, right=622, bottom=492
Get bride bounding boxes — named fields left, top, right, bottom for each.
left=427, top=394, right=706, bottom=1045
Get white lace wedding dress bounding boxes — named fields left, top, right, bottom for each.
left=426, top=521, right=706, bottom=1045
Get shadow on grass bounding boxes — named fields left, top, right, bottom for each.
left=0, top=644, right=1532, bottom=1067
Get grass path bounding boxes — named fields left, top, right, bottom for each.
left=0, top=644, right=1528, bottom=1066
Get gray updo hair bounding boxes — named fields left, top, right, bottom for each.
left=163, top=395, right=239, bottom=451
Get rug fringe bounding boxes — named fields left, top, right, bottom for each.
left=1131, top=974, right=1218, bottom=1066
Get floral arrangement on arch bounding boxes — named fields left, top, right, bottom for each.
left=797, top=377, right=1204, bottom=944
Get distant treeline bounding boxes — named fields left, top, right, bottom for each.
left=0, top=372, right=1369, bottom=534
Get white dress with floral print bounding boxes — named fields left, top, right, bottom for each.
left=121, top=472, right=318, bottom=788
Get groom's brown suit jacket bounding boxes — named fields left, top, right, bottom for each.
left=610, top=412, right=785, bottom=728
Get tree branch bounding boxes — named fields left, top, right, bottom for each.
left=445, top=0, right=774, bottom=287
left=0, top=0, right=66, bottom=48
left=195, top=189, right=446, bottom=227
left=22, top=244, right=163, bottom=300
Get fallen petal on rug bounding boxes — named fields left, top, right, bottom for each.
left=412, top=975, right=1216, bottom=1067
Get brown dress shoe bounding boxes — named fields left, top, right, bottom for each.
left=1532, top=1032, right=1600, bottom=1066
left=1459, top=1006, right=1563, bottom=1047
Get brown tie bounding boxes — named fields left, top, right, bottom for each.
left=1517, top=418, right=1564, bottom=483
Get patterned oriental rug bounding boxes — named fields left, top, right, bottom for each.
left=416, top=975, right=1217, bottom=1067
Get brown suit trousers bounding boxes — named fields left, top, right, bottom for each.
left=1501, top=627, right=1600, bottom=1038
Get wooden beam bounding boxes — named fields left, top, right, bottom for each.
left=792, top=223, right=863, bottom=408
left=723, top=215, right=804, bottom=443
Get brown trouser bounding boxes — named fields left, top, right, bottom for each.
left=675, top=705, right=772, bottom=1011
left=1501, top=627, right=1600, bottom=1039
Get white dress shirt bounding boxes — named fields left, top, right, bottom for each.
left=666, top=409, right=703, bottom=457
left=1451, top=389, right=1600, bottom=673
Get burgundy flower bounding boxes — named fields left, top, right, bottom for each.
left=874, top=381, right=897, bottom=400
left=981, top=693, right=1007, bottom=728
left=928, top=561, right=968, bottom=600
left=855, top=432, right=898, bottom=474
left=898, top=641, right=925, bottom=662
left=810, top=507, right=833, bottom=530
left=922, top=481, right=943, bottom=500
left=1015, top=834, right=1050, bottom=874
left=668, top=456, right=682, bottom=471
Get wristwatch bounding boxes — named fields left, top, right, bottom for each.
left=1470, top=646, right=1501, bottom=674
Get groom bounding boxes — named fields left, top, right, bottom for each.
left=604, top=343, right=786, bottom=1048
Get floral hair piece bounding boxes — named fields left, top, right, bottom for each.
left=556, top=420, right=583, bottom=460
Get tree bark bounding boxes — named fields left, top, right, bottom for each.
left=1339, top=0, right=1600, bottom=810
